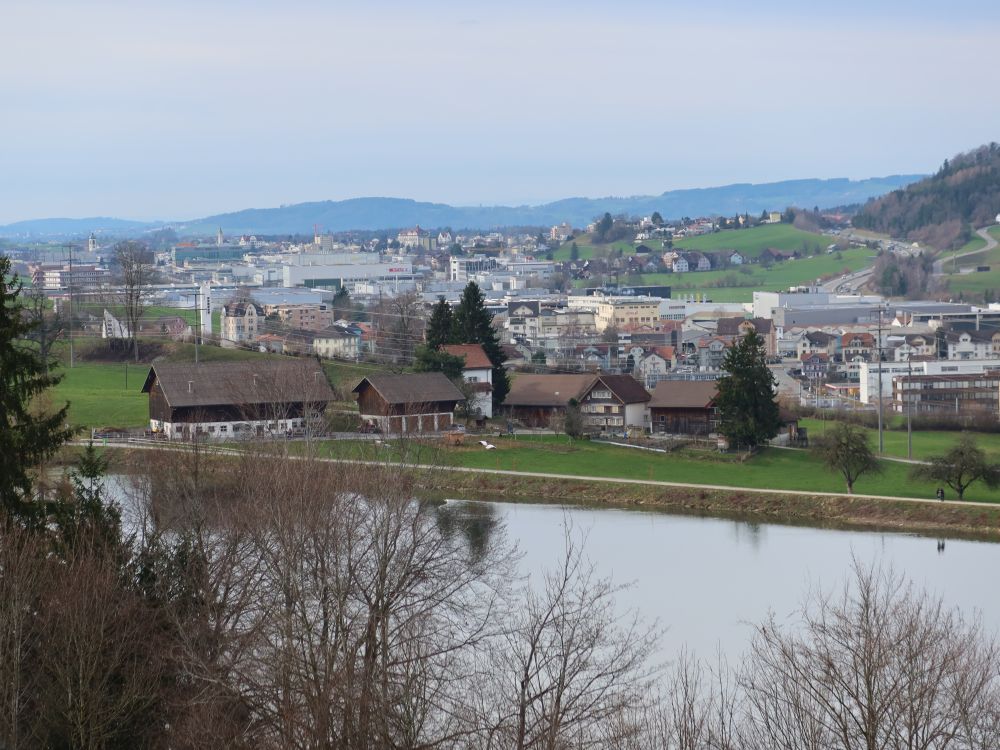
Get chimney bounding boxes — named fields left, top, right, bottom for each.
left=187, top=380, right=193, bottom=393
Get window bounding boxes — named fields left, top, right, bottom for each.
left=220, top=425, right=228, bottom=433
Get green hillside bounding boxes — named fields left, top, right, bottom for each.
left=673, top=223, right=834, bottom=257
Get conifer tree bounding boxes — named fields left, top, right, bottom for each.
left=0, top=255, right=74, bottom=523
left=715, top=328, right=779, bottom=449
left=425, top=296, right=455, bottom=350
left=452, top=282, right=509, bottom=408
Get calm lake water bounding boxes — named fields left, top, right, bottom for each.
left=446, top=498, right=1000, bottom=660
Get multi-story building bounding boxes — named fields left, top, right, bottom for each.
left=30, top=263, right=110, bottom=290
left=450, top=255, right=499, bottom=282
left=221, top=301, right=263, bottom=348
left=944, top=329, right=1000, bottom=360
left=860, top=358, right=1000, bottom=403
left=263, top=303, right=333, bottom=331
left=397, top=226, right=435, bottom=252
left=892, top=372, right=1000, bottom=416
left=567, top=295, right=661, bottom=333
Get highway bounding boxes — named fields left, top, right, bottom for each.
left=933, top=225, right=999, bottom=275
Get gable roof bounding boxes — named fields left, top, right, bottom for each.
left=441, top=343, right=493, bottom=370
left=716, top=317, right=774, bottom=336
left=804, top=331, right=836, bottom=345
left=141, top=360, right=334, bottom=409
left=648, top=381, right=718, bottom=409
left=505, top=373, right=594, bottom=407
left=352, top=372, right=464, bottom=405
left=590, top=374, right=651, bottom=403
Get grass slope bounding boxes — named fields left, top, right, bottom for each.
left=939, top=227, right=1000, bottom=300
left=673, top=224, right=833, bottom=258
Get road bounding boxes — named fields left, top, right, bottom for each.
left=933, top=225, right=999, bottom=275
left=820, top=267, right=874, bottom=294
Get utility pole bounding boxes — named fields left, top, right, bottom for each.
left=68, top=243, right=74, bottom=368
left=877, top=305, right=884, bottom=454
left=906, top=358, right=913, bottom=460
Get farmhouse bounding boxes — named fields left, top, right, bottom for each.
left=353, top=372, right=465, bottom=433
left=141, top=359, right=334, bottom=440
left=648, top=381, right=719, bottom=436
left=504, top=372, right=649, bottom=431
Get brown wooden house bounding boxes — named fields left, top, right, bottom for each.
left=353, top=372, right=465, bottom=433
left=503, top=373, right=596, bottom=428
left=141, top=359, right=334, bottom=439
left=648, top=380, right=719, bottom=435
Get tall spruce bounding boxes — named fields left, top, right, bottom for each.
left=0, top=255, right=74, bottom=523
left=452, top=281, right=509, bottom=408
left=715, top=328, right=780, bottom=449
left=425, top=296, right=455, bottom=350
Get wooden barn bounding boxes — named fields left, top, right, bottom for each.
left=353, top=372, right=465, bottom=433
left=141, top=359, right=335, bottom=439
left=648, top=380, right=719, bottom=436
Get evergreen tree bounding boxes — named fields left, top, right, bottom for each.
left=1, top=255, right=74, bottom=523
left=51, top=442, right=124, bottom=559
left=413, top=345, right=465, bottom=381
left=425, top=296, right=455, bottom=350
left=570, top=242, right=579, bottom=262
left=715, top=328, right=780, bottom=449
left=452, top=282, right=509, bottom=408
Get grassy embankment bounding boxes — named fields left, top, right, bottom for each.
left=314, top=433, right=1000, bottom=504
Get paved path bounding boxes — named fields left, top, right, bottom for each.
left=88, top=440, right=996, bottom=510
left=933, top=225, right=998, bottom=274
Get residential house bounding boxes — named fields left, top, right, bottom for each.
left=635, top=348, right=674, bottom=388
left=221, top=301, right=264, bottom=348
left=577, top=374, right=651, bottom=431
left=264, top=302, right=334, bottom=332
left=891, top=333, right=935, bottom=362
left=716, top=317, right=777, bottom=357
left=441, top=343, right=494, bottom=418
left=800, top=352, right=831, bottom=378
left=728, top=251, right=745, bottom=265
left=797, top=331, right=840, bottom=360
left=141, top=360, right=334, bottom=440
left=312, top=325, right=361, bottom=361
left=842, top=332, right=875, bottom=360
left=671, top=255, right=689, bottom=273
left=944, top=329, right=1000, bottom=360
left=648, top=381, right=719, bottom=435
left=696, top=337, right=729, bottom=371
left=353, top=372, right=464, bottom=433
left=683, top=252, right=712, bottom=271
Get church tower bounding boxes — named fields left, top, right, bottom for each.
left=217, top=227, right=224, bottom=246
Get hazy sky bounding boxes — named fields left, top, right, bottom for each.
left=2, top=0, right=998, bottom=223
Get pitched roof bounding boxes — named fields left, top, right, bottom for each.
left=716, top=317, right=774, bottom=336
left=804, top=331, right=836, bottom=345
left=141, top=360, right=334, bottom=409
left=592, top=374, right=651, bottom=403
left=505, top=373, right=595, bottom=407
left=648, top=381, right=718, bottom=409
left=441, top=343, right=492, bottom=370
left=352, top=372, right=464, bottom=405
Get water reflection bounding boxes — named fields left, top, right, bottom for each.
left=434, top=500, right=500, bottom=562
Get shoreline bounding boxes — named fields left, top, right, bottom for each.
left=421, top=469, right=1000, bottom=543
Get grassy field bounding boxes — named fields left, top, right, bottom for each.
left=320, top=434, right=1000, bottom=504
left=673, top=224, right=836, bottom=258
left=798, top=417, right=1000, bottom=461
left=575, top=247, right=873, bottom=302
left=938, top=227, right=1000, bottom=300
left=551, top=224, right=834, bottom=263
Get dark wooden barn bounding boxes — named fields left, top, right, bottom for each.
left=353, top=372, right=465, bottom=433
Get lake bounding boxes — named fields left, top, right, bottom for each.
left=445, top=498, right=1000, bottom=660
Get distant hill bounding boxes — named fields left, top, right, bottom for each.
left=0, top=216, right=161, bottom=239
left=175, top=176, right=922, bottom=235
left=0, top=175, right=923, bottom=239
left=853, top=143, right=1000, bottom=249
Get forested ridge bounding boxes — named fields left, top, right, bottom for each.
left=854, top=143, right=1000, bottom=249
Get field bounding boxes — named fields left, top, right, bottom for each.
left=574, top=247, right=873, bottom=302
left=798, top=417, right=1000, bottom=461
left=321, top=434, right=1000, bottom=504
left=673, top=224, right=836, bottom=258
left=551, top=224, right=834, bottom=263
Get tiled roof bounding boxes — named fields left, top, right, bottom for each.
left=593, top=374, right=651, bottom=403
left=353, top=372, right=464, bottom=405
left=141, top=360, right=334, bottom=409
left=441, top=343, right=493, bottom=370
left=649, top=381, right=718, bottom=408
left=506, top=373, right=594, bottom=407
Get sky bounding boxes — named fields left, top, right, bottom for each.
left=1, top=0, right=998, bottom=224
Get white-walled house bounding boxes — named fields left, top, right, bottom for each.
left=441, top=343, right=494, bottom=418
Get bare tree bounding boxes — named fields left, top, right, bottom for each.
left=114, top=240, right=152, bottom=362
left=23, top=287, right=66, bottom=374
